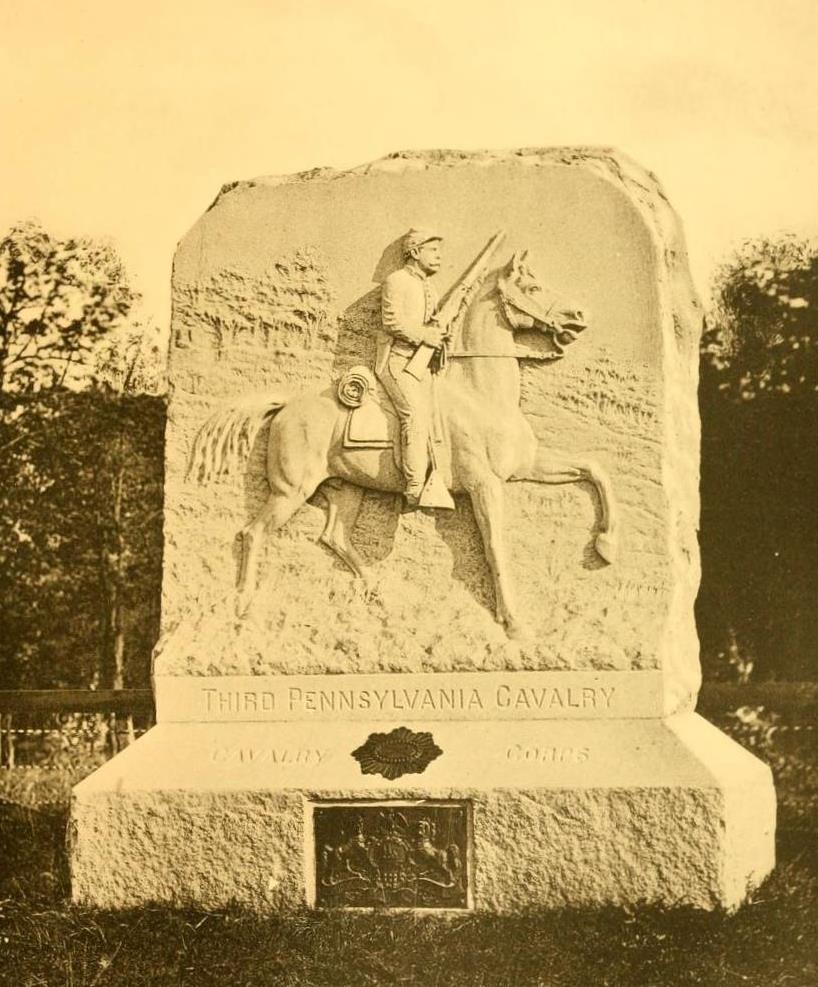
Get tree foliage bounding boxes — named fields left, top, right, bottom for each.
left=698, top=235, right=818, bottom=681
left=702, top=235, right=818, bottom=401
left=0, top=222, right=138, bottom=394
left=0, top=391, right=164, bottom=689
left=0, top=222, right=165, bottom=690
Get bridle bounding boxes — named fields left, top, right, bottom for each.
left=442, top=290, right=565, bottom=362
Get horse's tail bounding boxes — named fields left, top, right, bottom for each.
left=187, top=393, right=289, bottom=483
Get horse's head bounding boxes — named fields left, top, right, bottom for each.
left=496, top=251, right=588, bottom=356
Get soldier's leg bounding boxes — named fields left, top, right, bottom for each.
left=380, top=356, right=432, bottom=499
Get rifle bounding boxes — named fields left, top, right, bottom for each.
left=403, top=229, right=507, bottom=381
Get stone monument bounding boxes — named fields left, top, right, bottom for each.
left=71, top=148, right=775, bottom=911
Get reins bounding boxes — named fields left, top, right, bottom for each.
left=444, top=350, right=561, bottom=360
left=446, top=350, right=520, bottom=358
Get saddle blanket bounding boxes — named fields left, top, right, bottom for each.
left=340, top=385, right=453, bottom=499
left=343, top=401, right=394, bottom=448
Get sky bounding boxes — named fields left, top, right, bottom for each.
left=2, top=0, right=817, bottom=328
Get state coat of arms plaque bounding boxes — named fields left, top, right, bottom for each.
left=313, top=802, right=470, bottom=910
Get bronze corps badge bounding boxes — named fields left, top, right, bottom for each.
left=352, top=727, right=442, bottom=780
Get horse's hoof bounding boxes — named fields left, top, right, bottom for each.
left=595, top=531, right=617, bottom=565
left=505, top=619, right=533, bottom=641
left=235, top=590, right=252, bottom=618
left=352, top=575, right=376, bottom=602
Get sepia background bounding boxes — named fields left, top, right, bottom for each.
left=2, top=0, right=817, bottom=321
left=1, top=2, right=817, bottom=984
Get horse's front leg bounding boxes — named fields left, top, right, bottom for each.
left=512, top=447, right=618, bottom=564
left=466, top=471, right=530, bottom=640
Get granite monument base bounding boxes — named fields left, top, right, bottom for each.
left=71, top=714, right=774, bottom=913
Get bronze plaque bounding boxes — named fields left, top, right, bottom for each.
left=313, top=802, right=470, bottom=909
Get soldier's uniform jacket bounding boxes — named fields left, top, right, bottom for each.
left=376, top=266, right=439, bottom=378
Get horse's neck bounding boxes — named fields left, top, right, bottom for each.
left=450, top=278, right=520, bottom=408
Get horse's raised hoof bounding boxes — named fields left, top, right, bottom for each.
left=595, top=531, right=618, bottom=565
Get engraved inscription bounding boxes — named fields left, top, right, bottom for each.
left=494, top=685, right=614, bottom=710
left=314, top=803, right=469, bottom=909
left=198, top=682, right=617, bottom=718
left=210, top=747, right=330, bottom=765
left=287, top=685, right=486, bottom=713
left=203, top=689, right=277, bottom=714
left=506, top=745, right=591, bottom=763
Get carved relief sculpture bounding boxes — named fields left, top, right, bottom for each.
left=189, top=231, right=618, bottom=640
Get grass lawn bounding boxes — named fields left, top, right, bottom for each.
left=0, top=708, right=815, bottom=987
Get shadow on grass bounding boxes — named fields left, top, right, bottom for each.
left=0, top=727, right=816, bottom=987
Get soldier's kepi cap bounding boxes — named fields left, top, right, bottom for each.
left=403, top=227, right=443, bottom=254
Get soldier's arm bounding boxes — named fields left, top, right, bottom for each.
left=381, top=276, right=441, bottom=347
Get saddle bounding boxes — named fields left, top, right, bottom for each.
left=336, top=365, right=453, bottom=509
left=341, top=378, right=394, bottom=449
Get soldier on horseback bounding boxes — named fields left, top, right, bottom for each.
left=376, top=228, right=450, bottom=509
left=191, top=227, right=616, bottom=635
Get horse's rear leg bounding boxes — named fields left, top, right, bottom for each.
left=236, top=404, right=333, bottom=614
left=237, top=490, right=305, bottom=615
left=319, top=481, right=368, bottom=579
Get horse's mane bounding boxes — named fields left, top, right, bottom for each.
left=446, top=264, right=506, bottom=351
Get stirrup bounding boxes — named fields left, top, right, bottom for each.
left=401, top=490, right=423, bottom=513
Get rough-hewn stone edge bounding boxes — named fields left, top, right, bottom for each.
left=666, top=714, right=776, bottom=911
left=208, top=146, right=657, bottom=197
left=559, top=151, right=703, bottom=715
left=182, top=146, right=665, bottom=243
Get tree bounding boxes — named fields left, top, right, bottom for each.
left=87, top=324, right=166, bottom=690
left=698, top=235, right=818, bottom=681
left=0, top=222, right=137, bottom=396
left=0, top=222, right=165, bottom=691
left=701, top=234, right=818, bottom=401
left=92, top=322, right=166, bottom=396
left=0, top=390, right=165, bottom=691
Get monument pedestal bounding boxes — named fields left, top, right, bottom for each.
left=72, top=712, right=774, bottom=912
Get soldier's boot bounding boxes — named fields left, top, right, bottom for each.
left=401, top=483, right=425, bottom=513
left=399, top=420, right=430, bottom=511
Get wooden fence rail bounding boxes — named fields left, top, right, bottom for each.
left=0, top=689, right=153, bottom=715
left=0, top=690, right=155, bottom=768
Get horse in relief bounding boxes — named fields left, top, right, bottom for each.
left=189, top=251, right=618, bottom=639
